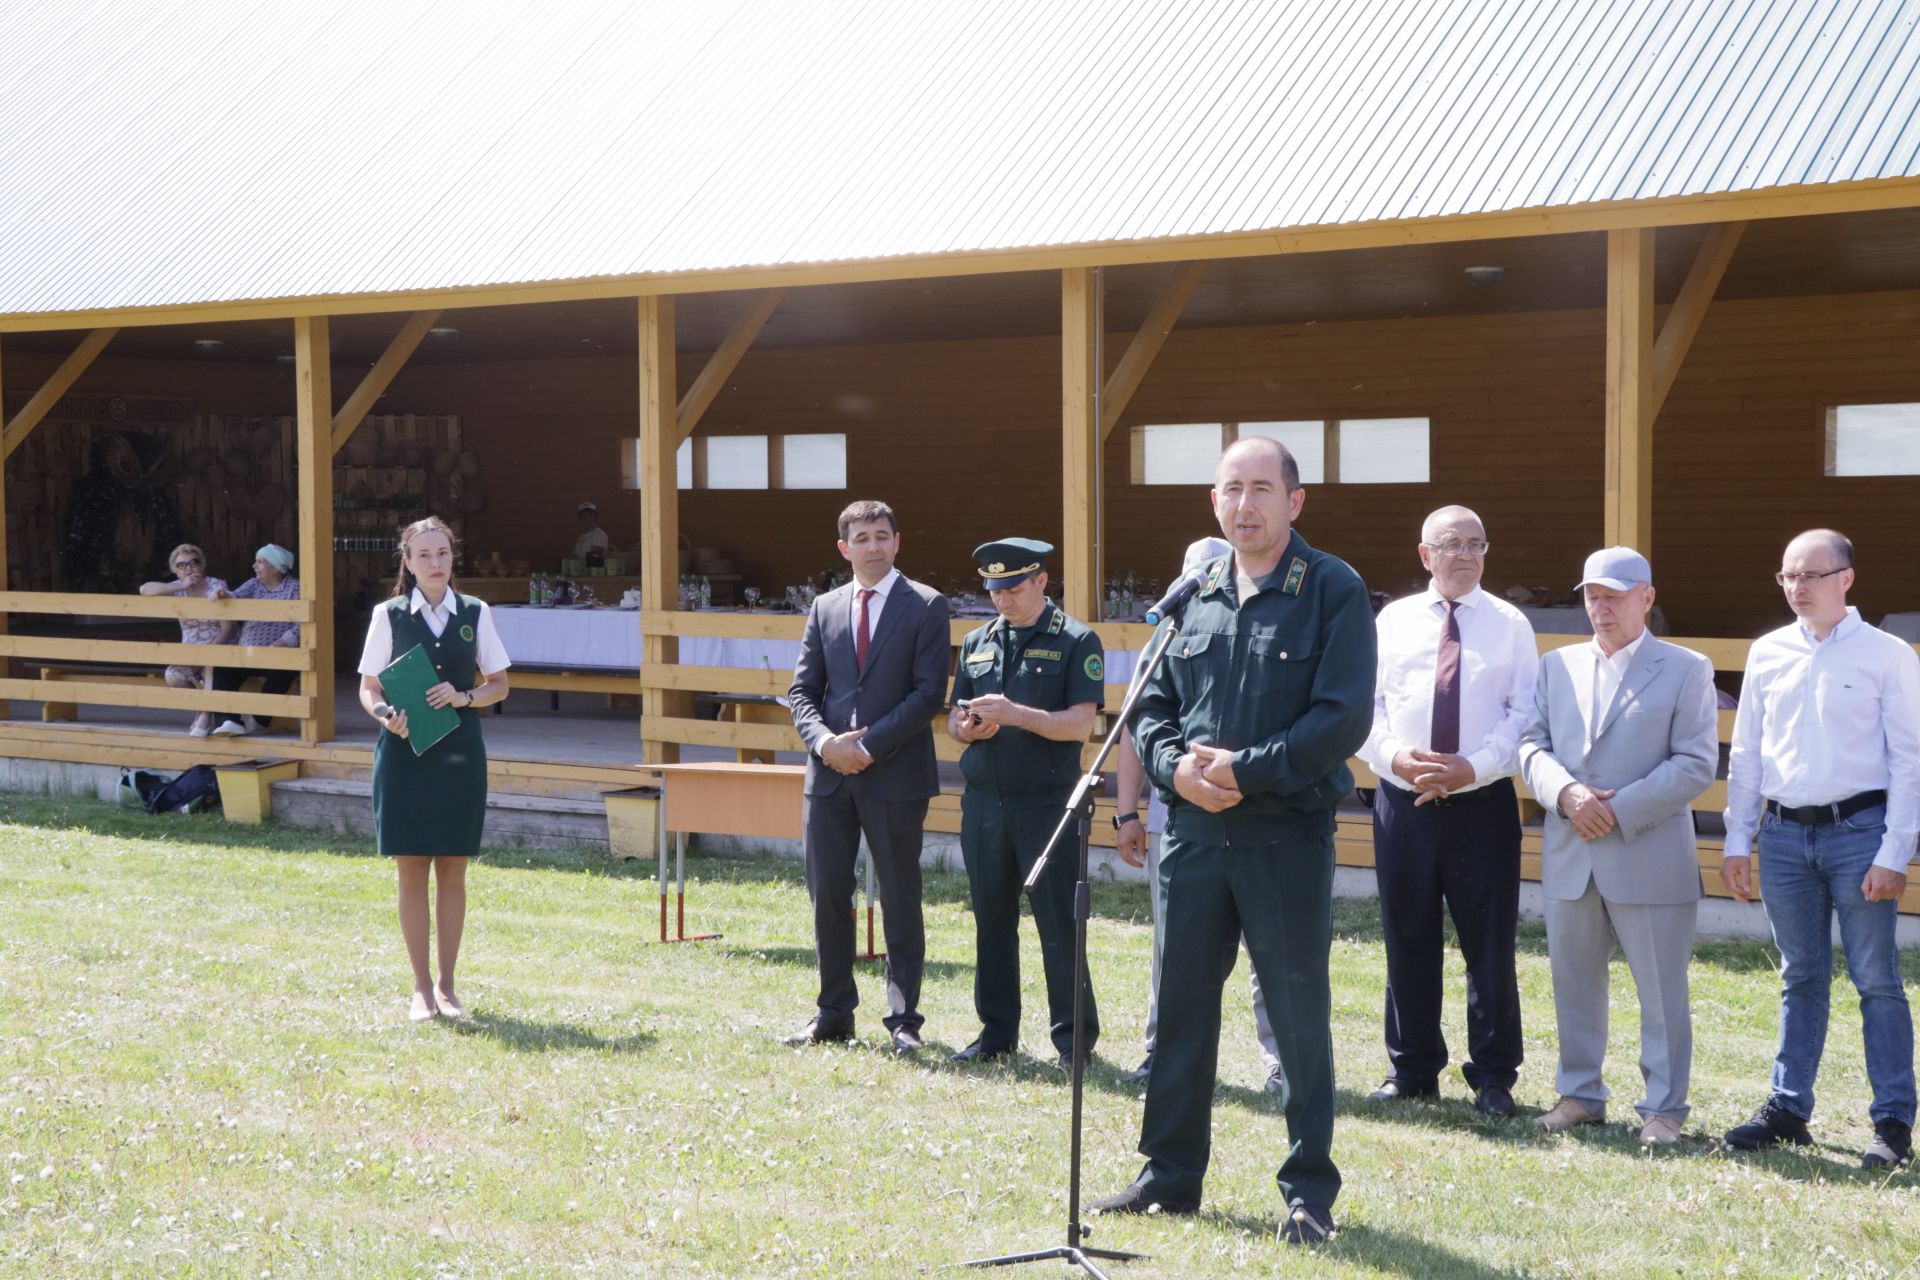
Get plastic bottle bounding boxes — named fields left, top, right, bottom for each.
left=699, top=576, right=712, bottom=609
left=528, top=573, right=538, bottom=604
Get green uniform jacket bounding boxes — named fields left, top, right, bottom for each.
left=951, top=601, right=1105, bottom=803
left=1131, top=530, right=1375, bottom=844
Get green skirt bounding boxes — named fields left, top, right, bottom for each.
left=372, top=710, right=488, bottom=857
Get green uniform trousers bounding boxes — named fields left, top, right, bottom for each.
left=1137, top=819, right=1339, bottom=1211
left=960, top=789, right=1098, bottom=1056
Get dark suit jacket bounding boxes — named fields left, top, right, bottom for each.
left=788, top=573, right=951, bottom=800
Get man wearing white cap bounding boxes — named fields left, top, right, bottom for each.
left=1518, top=547, right=1717, bottom=1144
left=1111, top=535, right=1284, bottom=1093
left=573, top=501, right=609, bottom=563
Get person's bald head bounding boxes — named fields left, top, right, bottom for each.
left=1418, top=505, right=1489, bottom=600
left=1216, top=435, right=1300, bottom=493
left=1785, top=528, right=1853, bottom=570
left=1778, top=527, right=1856, bottom=632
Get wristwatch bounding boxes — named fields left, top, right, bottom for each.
left=1112, top=812, right=1141, bottom=830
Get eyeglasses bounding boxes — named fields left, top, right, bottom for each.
left=1424, top=539, right=1490, bottom=557
left=1774, top=568, right=1847, bottom=587
left=174, top=558, right=202, bottom=568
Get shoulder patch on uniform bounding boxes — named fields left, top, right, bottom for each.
left=1200, top=557, right=1228, bottom=597
left=1084, top=652, right=1104, bottom=682
left=1282, top=556, right=1309, bottom=596
left=1047, top=607, right=1065, bottom=635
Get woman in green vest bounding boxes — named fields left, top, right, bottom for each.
left=356, top=516, right=512, bottom=1022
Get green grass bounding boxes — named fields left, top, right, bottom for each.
left=0, top=794, right=1915, bottom=1278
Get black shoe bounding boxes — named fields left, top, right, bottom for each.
left=1367, top=1078, right=1439, bottom=1103
left=1723, top=1096, right=1812, bottom=1151
left=950, top=1038, right=1015, bottom=1064
left=1279, top=1203, right=1337, bottom=1246
left=1120, top=1053, right=1153, bottom=1085
left=1474, top=1084, right=1516, bottom=1118
left=1862, top=1118, right=1913, bottom=1168
left=890, top=1028, right=924, bottom=1054
left=1087, top=1182, right=1199, bottom=1217
left=779, top=1014, right=853, bottom=1046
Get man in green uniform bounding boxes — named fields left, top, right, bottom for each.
left=1090, top=436, right=1375, bottom=1247
left=948, top=538, right=1106, bottom=1069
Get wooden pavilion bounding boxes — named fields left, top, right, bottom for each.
left=2, top=0, right=1919, bottom=910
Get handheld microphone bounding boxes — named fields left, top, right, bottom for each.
left=1144, top=569, right=1207, bottom=625
left=373, top=702, right=394, bottom=720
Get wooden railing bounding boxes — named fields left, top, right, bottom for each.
left=0, top=591, right=319, bottom=728
left=638, top=613, right=1919, bottom=914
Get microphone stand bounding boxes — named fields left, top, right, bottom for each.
left=964, top=616, right=1183, bottom=1279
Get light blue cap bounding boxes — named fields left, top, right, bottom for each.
left=1577, top=545, right=1651, bottom=590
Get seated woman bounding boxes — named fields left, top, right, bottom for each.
left=137, top=542, right=234, bottom=737
left=208, top=543, right=302, bottom=736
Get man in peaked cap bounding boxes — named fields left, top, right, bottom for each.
left=947, top=537, right=1106, bottom=1068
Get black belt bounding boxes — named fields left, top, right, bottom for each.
left=1387, top=777, right=1513, bottom=808
left=1765, top=790, right=1887, bottom=826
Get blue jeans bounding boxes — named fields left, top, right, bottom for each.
left=1756, top=803, right=1915, bottom=1126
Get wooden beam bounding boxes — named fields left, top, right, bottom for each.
left=1604, top=228, right=1656, bottom=555
left=639, top=296, right=688, bottom=763
left=676, top=290, right=783, bottom=444
left=330, top=309, right=440, bottom=453
left=1099, top=262, right=1205, bottom=438
left=2, top=328, right=117, bottom=457
left=0, top=590, right=310, bottom=621
left=8, top=176, right=1920, bottom=335
left=294, top=316, right=335, bottom=744
left=0, top=636, right=314, bottom=670
left=1062, top=267, right=1102, bottom=620
left=1650, top=222, right=1744, bottom=420
left=0, top=337, right=8, bottom=718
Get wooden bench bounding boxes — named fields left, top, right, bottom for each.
left=38, top=663, right=172, bottom=722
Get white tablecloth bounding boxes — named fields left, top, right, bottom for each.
left=492, top=606, right=642, bottom=669
left=680, top=635, right=804, bottom=670
left=1882, top=613, right=1920, bottom=642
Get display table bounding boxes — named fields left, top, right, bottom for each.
left=651, top=763, right=805, bottom=942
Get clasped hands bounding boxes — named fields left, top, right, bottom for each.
left=819, top=729, right=871, bottom=775
left=1392, top=748, right=1476, bottom=807
left=1173, top=744, right=1243, bottom=812
left=1556, top=780, right=1619, bottom=841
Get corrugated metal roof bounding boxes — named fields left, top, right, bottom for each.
left=2, top=0, right=1918, bottom=318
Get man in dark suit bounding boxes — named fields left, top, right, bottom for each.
left=784, top=499, right=952, bottom=1053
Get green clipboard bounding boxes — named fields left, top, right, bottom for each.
left=378, top=644, right=462, bottom=757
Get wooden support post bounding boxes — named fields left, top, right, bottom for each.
left=331, top=309, right=441, bottom=453
left=1604, top=229, right=1655, bottom=555
left=2, top=327, right=117, bottom=458
left=1062, top=267, right=1101, bottom=620
left=1100, top=261, right=1204, bottom=439
left=676, top=289, right=783, bottom=443
left=1651, top=222, right=1745, bottom=421
left=294, top=316, right=335, bottom=744
left=0, top=336, right=8, bottom=719
left=640, top=297, right=688, bottom=763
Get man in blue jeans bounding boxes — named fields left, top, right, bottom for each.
left=1721, top=529, right=1919, bottom=1168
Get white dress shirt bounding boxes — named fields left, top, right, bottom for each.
left=848, top=568, right=900, bottom=651
left=1723, top=606, right=1920, bottom=872
left=1576, top=629, right=1648, bottom=750
left=1359, top=584, right=1540, bottom=794
left=573, top=526, right=610, bottom=560
left=357, top=588, right=512, bottom=677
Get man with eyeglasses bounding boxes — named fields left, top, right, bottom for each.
left=1720, top=529, right=1918, bottom=1168
left=1357, top=506, right=1538, bottom=1117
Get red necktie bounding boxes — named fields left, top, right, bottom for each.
left=856, top=588, right=875, bottom=671
left=1431, top=600, right=1462, bottom=754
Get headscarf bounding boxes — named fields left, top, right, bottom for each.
left=256, top=543, right=294, bottom=575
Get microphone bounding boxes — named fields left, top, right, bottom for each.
left=373, top=702, right=394, bottom=720
left=1144, top=569, right=1207, bottom=625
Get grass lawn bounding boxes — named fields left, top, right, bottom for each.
left=0, top=794, right=1915, bottom=1278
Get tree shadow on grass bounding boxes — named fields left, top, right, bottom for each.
left=722, top=943, right=972, bottom=984
left=449, top=1011, right=655, bottom=1055
left=1202, top=1212, right=1530, bottom=1280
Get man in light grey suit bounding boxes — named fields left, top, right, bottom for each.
left=1517, top=547, right=1718, bottom=1145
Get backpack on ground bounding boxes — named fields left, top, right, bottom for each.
left=143, top=764, right=222, bottom=815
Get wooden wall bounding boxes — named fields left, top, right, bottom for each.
left=11, top=285, right=1920, bottom=639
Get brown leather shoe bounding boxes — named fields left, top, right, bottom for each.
left=1639, top=1114, right=1684, bottom=1145
left=1533, top=1096, right=1605, bottom=1131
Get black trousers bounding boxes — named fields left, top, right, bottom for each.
left=959, top=789, right=1097, bottom=1056
left=1137, top=819, right=1340, bottom=1211
left=1372, top=777, right=1523, bottom=1091
left=209, top=666, right=297, bottom=728
left=802, top=784, right=928, bottom=1034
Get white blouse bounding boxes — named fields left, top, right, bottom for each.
left=357, top=589, right=511, bottom=677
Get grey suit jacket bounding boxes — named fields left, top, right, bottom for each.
left=1518, top=635, right=1718, bottom=904
left=788, top=574, right=951, bottom=800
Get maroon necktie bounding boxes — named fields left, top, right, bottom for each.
left=1431, top=600, right=1462, bottom=754
left=856, top=588, right=875, bottom=671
